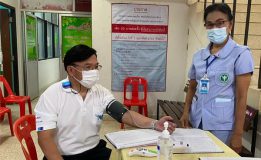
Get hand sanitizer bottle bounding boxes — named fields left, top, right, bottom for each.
left=157, top=122, right=173, bottom=160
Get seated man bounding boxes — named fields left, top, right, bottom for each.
left=35, top=44, right=176, bottom=160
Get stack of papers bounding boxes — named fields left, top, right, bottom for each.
left=105, top=129, right=161, bottom=149
left=200, top=158, right=261, bottom=160
left=105, top=128, right=223, bottom=153
left=171, top=128, right=223, bottom=153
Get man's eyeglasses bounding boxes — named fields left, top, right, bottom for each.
left=204, top=20, right=228, bottom=29
left=72, top=64, right=102, bottom=71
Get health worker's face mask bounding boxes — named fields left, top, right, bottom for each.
left=207, top=27, right=228, bottom=44
left=73, top=68, right=99, bottom=89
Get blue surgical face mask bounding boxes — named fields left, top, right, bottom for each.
left=207, top=27, right=228, bottom=44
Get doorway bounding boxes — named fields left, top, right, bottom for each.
left=0, top=2, right=18, bottom=95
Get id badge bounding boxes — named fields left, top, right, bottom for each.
left=199, top=75, right=209, bottom=94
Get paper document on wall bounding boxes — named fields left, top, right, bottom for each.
left=171, top=128, right=223, bottom=153
left=105, top=129, right=161, bottom=149
left=200, top=157, right=261, bottom=160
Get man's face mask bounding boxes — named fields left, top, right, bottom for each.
left=73, top=68, right=99, bottom=89
left=207, top=27, right=228, bottom=44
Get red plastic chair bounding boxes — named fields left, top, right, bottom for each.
left=0, top=75, right=32, bottom=117
left=13, top=114, right=37, bottom=160
left=121, top=77, right=148, bottom=129
left=0, top=88, right=14, bottom=136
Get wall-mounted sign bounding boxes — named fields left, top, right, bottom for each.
left=111, top=4, right=169, bottom=92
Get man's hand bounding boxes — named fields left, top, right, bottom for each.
left=155, top=116, right=176, bottom=134
left=230, top=134, right=242, bottom=153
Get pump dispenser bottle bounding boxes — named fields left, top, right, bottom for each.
left=157, top=122, right=173, bottom=160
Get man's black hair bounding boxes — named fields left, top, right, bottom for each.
left=63, top=44, right=97, bottom=71
left=204, top=3, right=233, bottom=22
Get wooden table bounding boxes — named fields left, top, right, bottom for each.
left=120, top=132, right=239, bottom=160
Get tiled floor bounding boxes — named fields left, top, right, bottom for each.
left=0, top=98, right=133, bottom=160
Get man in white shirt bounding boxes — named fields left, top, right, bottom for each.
left=35, top=44, right=176, bottom=160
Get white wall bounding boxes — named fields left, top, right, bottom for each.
left=92, top=0, right=189, bottom=118
left=38, top=58, right=60, bottom=94
left=185, top=3, right=208, bottom=78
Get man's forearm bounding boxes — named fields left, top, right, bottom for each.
left=39, top=138, right=63, bottom=160
left=38, top=130, right=63, bottom=160
left=122, top=110, right=153, bottom=128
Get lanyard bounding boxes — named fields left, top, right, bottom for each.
left=205, top=56, right=217, bottom=74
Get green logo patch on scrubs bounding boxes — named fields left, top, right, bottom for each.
left=219, top=73, right=229, bottom=83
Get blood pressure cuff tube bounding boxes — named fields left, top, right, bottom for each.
left=106, top=100, right=128, bottom=123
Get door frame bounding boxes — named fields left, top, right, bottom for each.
left=0, top=2, right=19, bottom=94
left=22, top=12, right=39, bottom=99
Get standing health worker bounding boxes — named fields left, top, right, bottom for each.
left=180, top=3, right=254, bottom=153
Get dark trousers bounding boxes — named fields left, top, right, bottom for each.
left=43, top=139, right=112, bottom=160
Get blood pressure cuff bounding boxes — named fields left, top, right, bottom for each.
left=106, top=100, right=128, bottom=123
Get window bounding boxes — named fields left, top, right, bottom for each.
left=53, top=26, right=59, bottom=58
left=44, top=13, right=52, bottom=22
left=52, top=13, right=58, bottom=25
left=34, top=12, right=44, bottom=19
left=37, top=19, right=45, bottom=60
left=29, top=12, right=60, bottom=60
left=47, top=22, right=53, bottom=58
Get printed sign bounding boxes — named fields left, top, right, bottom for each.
left=111, top=4, right=168, bottom=91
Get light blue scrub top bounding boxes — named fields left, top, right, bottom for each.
left=188, top=37, right=254, bottom=130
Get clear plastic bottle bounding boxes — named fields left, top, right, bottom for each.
left=157, top=122, right=173, bottom=160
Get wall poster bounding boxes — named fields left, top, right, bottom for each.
left=112, top=4, right=168, bottom=91
left=26, top=14, right=37, bottom=61
left=61, top=15, right=92, bottom=58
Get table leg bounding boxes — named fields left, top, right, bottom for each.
left=117, top=149, right=122, bottom=160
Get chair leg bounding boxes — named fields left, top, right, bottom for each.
left=27, top=98, right=32, bottom=114
left=0, top=115, right=4, bottom=122
left=19, top=102, right=26, bottom=117
left=7, top=110, right=14, bottom=136
left=138, top=107, right=143, bottom=115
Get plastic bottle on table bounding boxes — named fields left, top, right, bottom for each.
left=157, top=121, right=173, bottom=160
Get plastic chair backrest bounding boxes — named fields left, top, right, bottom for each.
left=0, top=75, right=14, bottom=96
left=124, top=77, right=147, bottom=102
left=13, top=115, right=37, bottom=160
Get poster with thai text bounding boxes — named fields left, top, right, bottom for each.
left=112, top=4, right=168, bottom=91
